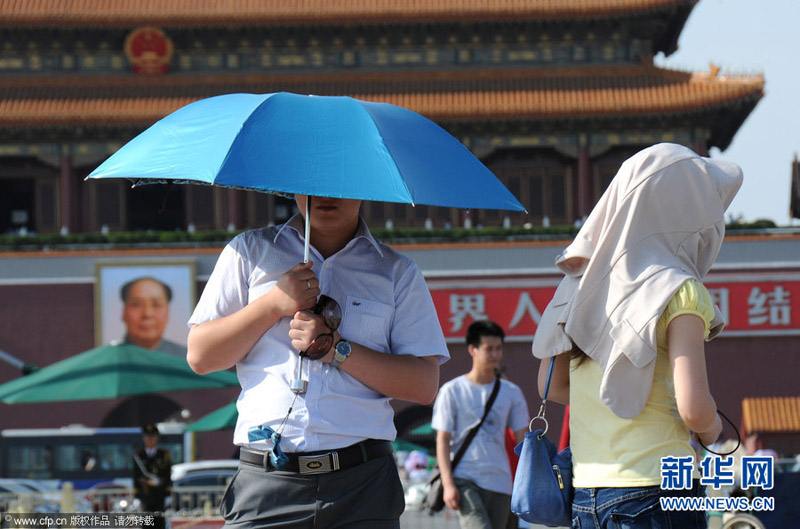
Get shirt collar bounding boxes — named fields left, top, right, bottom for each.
left=274, top=213, right=384, bottom=258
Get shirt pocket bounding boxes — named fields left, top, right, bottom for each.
left=342, top=296, right=393, bottom=352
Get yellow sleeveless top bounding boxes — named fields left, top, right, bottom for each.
left=570, top=279, right=714, bottom=487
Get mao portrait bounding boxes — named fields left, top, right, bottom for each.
left=96, top=262, right=195, bottom=357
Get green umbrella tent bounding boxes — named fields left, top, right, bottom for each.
left=0, top=343, right=238, bottom=404
left=186, top=400, right=238, bottom=432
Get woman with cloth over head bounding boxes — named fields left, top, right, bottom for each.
left=533, top=143, right=742, bottom=528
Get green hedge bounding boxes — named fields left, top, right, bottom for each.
left=0, top=219, right=782, bottom=251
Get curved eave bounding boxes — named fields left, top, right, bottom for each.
left=0, top=0, right=696, bottom=27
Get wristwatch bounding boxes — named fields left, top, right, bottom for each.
left=331, top=339, right=351, bottom=368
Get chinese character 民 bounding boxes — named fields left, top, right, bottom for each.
left=707, top=287, right=730, bottom=325
left=660, top=456, right=694, bottom=490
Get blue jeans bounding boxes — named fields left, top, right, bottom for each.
left=571, top=481, right=707, bottom=529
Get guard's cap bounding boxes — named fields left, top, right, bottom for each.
left=142, top=423, right=160, bottom=435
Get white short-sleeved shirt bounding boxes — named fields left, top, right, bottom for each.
left=189, top=214, right=449, bottom=452
left=431, top=375, right=529, bottom=495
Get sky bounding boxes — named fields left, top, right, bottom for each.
left=655, top=0, right=799, bottom=227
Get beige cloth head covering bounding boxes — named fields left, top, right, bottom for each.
left=532, top=143, right=742, bottom=418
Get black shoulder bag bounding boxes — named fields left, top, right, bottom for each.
left=425, top=374, right=501, bottom=514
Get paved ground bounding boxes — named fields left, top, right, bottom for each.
left=399, top=508, right=565, bottom=529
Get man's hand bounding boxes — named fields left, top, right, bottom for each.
left=289, top=310, right=335, bottom=360
left=271, top=262, right=319, bottom=317
left=443, top=482, right=460, bottom=510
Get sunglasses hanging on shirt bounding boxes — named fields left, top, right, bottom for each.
left=290, top=295, right=343, bottom=393
left=301, top=295, right=342, bottom=360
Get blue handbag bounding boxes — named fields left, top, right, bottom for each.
left=511, top=357, right=573, bottom=527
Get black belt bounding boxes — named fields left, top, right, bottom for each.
left=240, top=439, right=393, bottom=475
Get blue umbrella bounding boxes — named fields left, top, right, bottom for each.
left=87, top=92, right=525, bottom=258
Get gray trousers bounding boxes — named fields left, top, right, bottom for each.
left=454, top=478, right=512, bottom=529
left=220, top=454, right=404, bottom=528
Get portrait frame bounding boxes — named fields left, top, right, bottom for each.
left=94, top=261, right=196, bottom=348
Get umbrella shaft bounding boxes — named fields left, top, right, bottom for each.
left=304, top=195, right=311, bottom=264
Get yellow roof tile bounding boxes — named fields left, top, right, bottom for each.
left=0, top=0, right=695, bottom=26
left=0, top=67, right=763, bottom=127
left=742, top=397, right=800, bottom=434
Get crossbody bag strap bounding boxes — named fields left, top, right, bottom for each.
left=451, top=374, right=502, bottom=470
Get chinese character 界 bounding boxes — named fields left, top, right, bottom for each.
left=449, top=294, right=488, bottom=332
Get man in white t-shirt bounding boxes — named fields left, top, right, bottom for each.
left=432, top=320, right=529, bottom=529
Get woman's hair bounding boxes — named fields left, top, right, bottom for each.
left=571, top=342, right=588, bottom=367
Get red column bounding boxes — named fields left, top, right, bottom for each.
left=226, top=189, right=243, bottom=230
left=693, top=140, right=709, bottom=157
left=59, top=148, right=73, bottom=233
left=577, top=140, right=591, bottom=220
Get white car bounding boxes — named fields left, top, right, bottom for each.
left=171, top=460, right=238, bottom=487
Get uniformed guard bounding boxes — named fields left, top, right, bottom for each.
left=132, top=423, right=172, bottom=528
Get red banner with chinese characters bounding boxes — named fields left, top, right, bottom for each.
left=428, top=277, right=800, bottom=341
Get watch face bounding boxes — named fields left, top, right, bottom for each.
left=335, top=340, right=351, bottom=356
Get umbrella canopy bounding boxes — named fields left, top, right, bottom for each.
left=186, top=400, right=237, bottom=432
left=410, top=422, right=436, bottom=436
left=0, top=344, right=238, bottom=404
left=87, top=92, right=525, bottom=212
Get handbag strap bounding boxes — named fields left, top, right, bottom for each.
left=697, top=408, right=742, bottom=456
left=542, top=356, right=556, bottom=402
left=529, top=357, right=556, bottom=436
left=451, top=374, right=501, bottom=470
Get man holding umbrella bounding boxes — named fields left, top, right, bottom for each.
left=187, top=194, right=449, bottom=528
left=87, top=91, right=524, bottom=527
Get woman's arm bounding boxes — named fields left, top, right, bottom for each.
left=668, top=314, right=722, bottom=445
left=537, top=352, right=571, bottom=405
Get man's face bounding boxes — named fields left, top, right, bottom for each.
left=143, top=433, right=159, bottom=450
left=294, top=195, right=361, bottom=235
left=123, top=279, right=170, bottom=350
left=469, top=335, right=503, bottom=370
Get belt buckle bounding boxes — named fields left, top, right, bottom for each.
left=298, top=451, right=339, bottom=475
